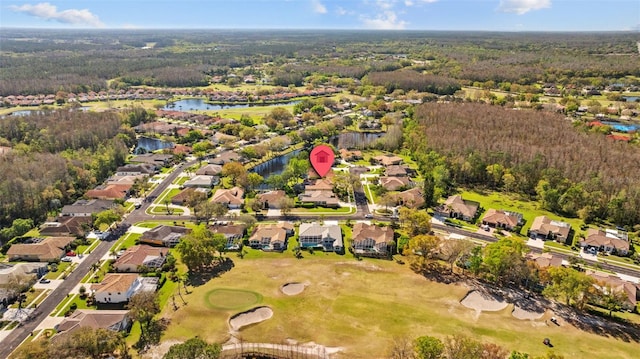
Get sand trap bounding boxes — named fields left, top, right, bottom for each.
left=512, top=305, right=545, bottom=320
left=460, top=290, right=508, bottom=312
left=229, top=306, right=273, bottom=331
left=281, top=282, right=306, bottom=296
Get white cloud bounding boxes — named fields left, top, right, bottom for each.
left=361, top=11, right=407, bottom=30
left=10, top=2, right=104, bottom=27
left=311, top=0, right=327, bottom=14
left=405, top=0, right=438, bottom=5
left=498, top=0, right=551, bottom=15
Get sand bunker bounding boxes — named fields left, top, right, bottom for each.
left=512, top=305, right=545, bottom=320
left=460, top=290, right=508, bottom=312
left=229, top=306, right=273, bottom=331
left=281, top=282, right=306, bottom=296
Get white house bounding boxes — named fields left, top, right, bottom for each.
left=91, top=274, right=158, bottom=304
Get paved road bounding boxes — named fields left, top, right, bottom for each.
left=0, top=240, right=113, bottom=359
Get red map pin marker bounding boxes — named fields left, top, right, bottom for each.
left=310, top=145, right=334, bottom=178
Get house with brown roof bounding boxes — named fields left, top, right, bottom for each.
left=393, top=187, right=424, bottom=209
left=351, top=223, right=395, bottom=257
left=248, top=224, right=289, bottom=251
left=481, top=209, right=523, bottom=231
left=170, top=187, right=208, bottom=206
left=7, top=237, right=75, bottom=262
left=435, top=195, right=479, bottom=222
left=209, top=150, right=243, bottom=165
left=55, top=310, right=131, bottom=336
left=526, top=252, right=564, bottom=269
left=113, top=245, right=169, bottom=272
left=116, top=163, right=156, bottom=176
left=196, top=164, right=223, bottom=176
left=184, top=175, right=218, bottom=188
left=339, top=148, right=363, bottom=161
left=580, top=228, right=630, bottom=256
left=379, top=176, right=411, bottom=191
left=211, top=187, right=244, bottom=209
left=304, top=178, right=334, bottom=191
left=91, top=274, right=158, bottom=304
left=60, top=199, right=115, bottom=217
left=298, top=190, right=340, bottom=207
left=373, top=154, right=403, bottom=166
left=85, top=184, right=131, bottom=200
left=587, top=271, right=639, bottom=311
left=384, top=165, right=412, bottom=177
left=210, top=223, right=246, bottom=249
left=39, top=216, right=92, bottom=237
left=529, top=216, right=571, bottom=243
left=256, top=190, right=287, bottom=209
left=139, top=225, right=191, bottom=247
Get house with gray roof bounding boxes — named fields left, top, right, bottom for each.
left=298, top=222, right=343, bottom=252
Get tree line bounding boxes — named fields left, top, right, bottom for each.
left=406, top=102, right=640, bottom=227
left=365, top=70, right=461, bottom=95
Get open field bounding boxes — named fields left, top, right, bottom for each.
left=158, top=257, right=639, bottom=359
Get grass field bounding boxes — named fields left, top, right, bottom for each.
left=158, top=257, right=639, bottom=359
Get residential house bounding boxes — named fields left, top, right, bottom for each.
left=139, top=225, right=191, bottom=247
left=209, top=150, right=243, bottom=165
left=339, top=148, right=363, bottom=161
left=379, top=176, right=411, bottom=191
left=170, top=187, right=208, bottom=206
left=298, top=190, right=340, bottom=207
left=85, top=184, right=131, bottom=200
left=435, top=195, right=479, bottom=222
left=210, top=223, right=246, bottom=249
left=580, top=228, right=630, bottom=256
left=195, top=164, right=223, bottom=176
left=385, top=165, right=411, bottom=177
left=587, top=271, right=639, bottom=311
left=298, top=222, right=343, bottom=252
left=0, top=263, right=48, bottom=307
left=7, top=237, right=74, bottom=262
left=113, top=245, right=169, bottom=272
left=529, top=216, right=571, bottom=243
left=55, top=310, right=131, bottom=337
left=39, top=216, right=92, bottom=237
left=393, top=187, right=425, bottom=209
left=373, top=154, right=403, bottom=166
left=526, top=252, right=564, bottom=269
left=305, top=178, right=334, bottom=191
left=481, top=209, right=523, bottom=231
left=256, top=190, right=287, bottom=209
left=60, top=199, right=115, bottom=217
left=91, top=274, right=158, bottom=304
left=129, top=153, right=172, bottom=167
left=248, top=224, right=289, bottom=251
left=351, top=223, right=395, bottom=257
left=116, top=164, right=156, bottom=176
left=183, top=175, right=218, bottom=188
left=211, top=187, right=245, bottom=209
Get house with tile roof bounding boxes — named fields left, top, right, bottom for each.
left=211, top=187, right=244, bottom=209
left=579, top=228, right=630, bottom=256
left=91, top=274, right=157, bottom=304
left=138, top=225, right=191, bottom=247
left=393, top=187, right=425, bottom=209
left=529, top=216, right=572, bottom=243
left=39, top=216, right=92, bottom=237
left=298, top=190, right=340, bottom=208
left=481, top=209, right=524, bottom=231
left=378, top=176, right=411, bottom=191
left=210, top=223, right=246, bottom=249
left=373, top=154, right=403, bottom=166
left=7, top=237, right=74, bottom=262
left=256, top=190, right=287, bottom=209
left=55, top=310, right=131, bottom=336
left=85, top=184, right=131, bottom=200
left=195, top=164, right=223, bottom=176
left=587, top=271, right=639, bottom=311
left=113, top=245, right=169, bottom=272
left=248, top=224, right=289, bottom=251
left=435, top=195, right=479, bottom=222
left=60, top=199, right=115, bottom=217
left=299, top=222, right=343, bottom=252
left=351, top=223, right=395, bottom=257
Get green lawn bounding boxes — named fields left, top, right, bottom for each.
left=148, top=205, right=185, bottom=215
left=293, top=206, right=354, bottom=214
left=10, top=289, right=44, bottom=309
left=44, top=262, right=71, bottom=279
left=158, top=256, right=640, bottom=359
left=57, top=294, right=97, bottom=316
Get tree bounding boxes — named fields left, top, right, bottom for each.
left=406, top=234, right=442, bottom=270
left=175, top=224, right=226, bottom=272
left=482, top=237, right=527, bottom=284
left=443, top=334, right=483, bottom=359
left=414, top=335, right=444, bottom=359
left=542, top=266, right=595, bottom=309
left=439, top=239, right=474, bottom=273
left=127, top=291, right=160, bottom=340
left=278, top=197, right=295, bottom=217
left=399, top=207, right=432, bottom=236
left=245, top=172, right=264, bottom=191
left=93, top=209, right=122, bottom=229
left=163, top=337, right=221, bottom=359
left=597, top=284, right=628, bottom=316
left=221, top=162, right=247, bottom=186
left=422, top=173, right=436, bottom=207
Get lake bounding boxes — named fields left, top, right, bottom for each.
left=135, top=136, right=174, bottom=154
left=163, top=98, right=300, bottom=111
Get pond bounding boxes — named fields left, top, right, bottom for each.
left=251, top=149, right=302, bottom=182
left=163, top=98, right=300, bottom=111
left=134, top=136, right=174, bottom=154
left=3, top=107, right=90, bottom=117
left=623, top=96, right=639, bottom=103
left=601, top=121, right=640, bottom=133
left=329, top=131, right=385, bottom=149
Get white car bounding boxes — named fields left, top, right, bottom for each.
left=60, top=256, right=73, bottom=262
left=364, top=214, right=373, bottom=219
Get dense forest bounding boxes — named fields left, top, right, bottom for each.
left=407, top=103, right=640, bottom=226
left=0, top=111, right=130, bottom=227
left=1, top=30, right=638, bottom=96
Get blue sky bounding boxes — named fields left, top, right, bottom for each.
left=2, top=1, right=639, bottom=31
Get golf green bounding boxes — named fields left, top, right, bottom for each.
left=205, top=288, right=263, bottom=310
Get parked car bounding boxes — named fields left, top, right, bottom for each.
left=364, top=214, right=373, bottom=219
left=39, top=278, right=51, bottom=284
left=60, top=257, right=73, bottom=262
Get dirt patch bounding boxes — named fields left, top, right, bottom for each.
left=140, top=339, right=182, bottom=359
left=229, top=306, right=273, bottom=331
left=460, top=289, right=508, bottom=312
left=281, top=282, right=307, bottom=296
left=512, top=305, right=545, bottom=320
